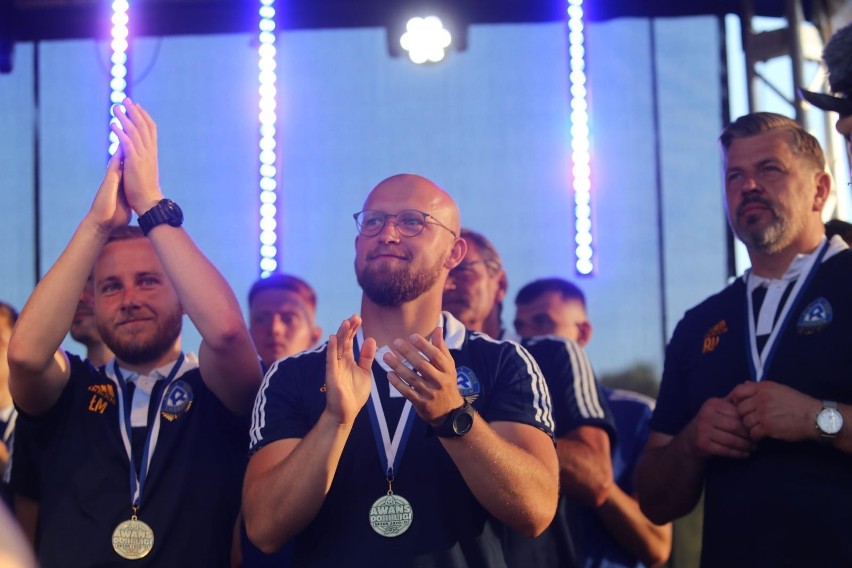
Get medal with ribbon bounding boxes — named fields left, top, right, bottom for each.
left=110, top=353, right=185, bottom=559
left=355, top=335, right=416, bottom=537
left=745, top=240, right=829, bottom=382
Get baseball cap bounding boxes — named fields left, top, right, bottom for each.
left=800, top=22, right=852, bottom=116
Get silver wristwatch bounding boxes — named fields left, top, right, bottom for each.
left=816, top=400, right=843, bottom=439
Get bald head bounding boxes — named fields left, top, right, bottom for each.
left=363, top=174, right=461, bottom=236
left=355, top=174, right=466, bottom=308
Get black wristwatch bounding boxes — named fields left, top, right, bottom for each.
left=432, top=401, right=475, bottom=438
left=138, top=199, right=184, bottom=236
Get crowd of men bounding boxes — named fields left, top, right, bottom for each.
left=0, top=20, right=851, bottom=568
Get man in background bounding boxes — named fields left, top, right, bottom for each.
left=69, top=277, right=115, bottom=367
left=242, top=272, right=321, bottom=567
left=514, top=277, right=672, bottom=568
left=247, top=273, right=321, bottom=369
left=443, top=229, right=618, bottom=568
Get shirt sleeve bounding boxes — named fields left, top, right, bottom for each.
left=470, top=340, right=556, bottom=440
left=527, top=337, right=616, bottom=440
left=9, top=416, right=40, bottom=499
left=10, top=353, right=88, bottom=498
left=248, top=350, right=324, bottom=455
left=649, top=318, right=693, bottom=436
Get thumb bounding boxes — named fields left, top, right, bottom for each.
left=101, top=153, right=124, bottom=189
left=431, top=327, right=446, bottom=351
left=107, top=152, right=123, bottom=175
left=359, top=337, right=377, bottom=371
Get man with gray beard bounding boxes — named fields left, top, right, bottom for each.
left=636, top=112, right=852, bottom=566
left=7, top=99, right=262, bottom=567
left=244, top=174, right=559, bottom=567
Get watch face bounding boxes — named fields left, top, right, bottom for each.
left=163, top=200, right=184, bottom=225
left=817, top=408, right=843, bottom=435
left=453, top=411, right=474, bottom=436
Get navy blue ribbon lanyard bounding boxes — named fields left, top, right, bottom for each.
left=745, top=241, right=828, bottom=382
left=113, top=353, right=185, bottom=512
left=354, top=336, right=416, bottom=487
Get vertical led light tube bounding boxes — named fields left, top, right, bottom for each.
left=567, top=0, right=593, bottom=275
left=109, top=0, right=130, bottom=156
left=258, top=0, right=279, bottom=277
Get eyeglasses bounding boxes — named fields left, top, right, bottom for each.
left=449, top=259, right=502, bottom=281
left=353, top=209, right=457, bottom=238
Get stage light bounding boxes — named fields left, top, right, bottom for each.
left=386, top=5, right=468, bottom=63
left=567, top=0, right=593, bottom=276
left=109, top=0, right=130, bottom=157
left=400, top=16, right=452, bottom=64
left=258, top=0, right=279, bottom=277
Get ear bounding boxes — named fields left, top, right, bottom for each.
left=445, top=237, right=467, bottom=270
left=311, top=325, right=323, bottom=346
left=495, top=269, right=508, bottom=303
left=813, top=171, right=831, bottom=212
left=576, top=321, right=593, bottom=348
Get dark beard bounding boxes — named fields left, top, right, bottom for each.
left=357, top=255, right=446, bottom=306
left=99, top=310, right=183, bottom=365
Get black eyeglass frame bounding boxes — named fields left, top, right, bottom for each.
left=352, top=209, right=458, bottom=238
left=450, top=259, right=502, bottom=277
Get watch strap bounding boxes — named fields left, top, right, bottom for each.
left=138, top=199, right=183, bottom=236
left=432, top=400, right=474, bottom=438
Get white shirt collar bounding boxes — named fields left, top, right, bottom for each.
left=104, top=352, right=199, bottom=384
left=746, top=235, right=846, bottom=293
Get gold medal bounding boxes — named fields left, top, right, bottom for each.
left=369, top=493, right=413, bottom=537
left=112, top=515, right=155, bottom=560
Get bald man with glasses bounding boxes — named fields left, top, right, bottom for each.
left=243, top=174, right=559, bottom=567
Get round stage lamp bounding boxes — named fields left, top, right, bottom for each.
left=400, top=16, right=452, bottom=64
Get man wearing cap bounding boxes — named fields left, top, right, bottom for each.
left=636, top=112, right=852, bottom=566
left=800, top=21, right=852, bottom=168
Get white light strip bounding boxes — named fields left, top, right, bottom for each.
left=258, top=0, right=279, bottom=277
left=568, top=0, right=593, bottom=275
left=109, top=0, right=130, bottom=156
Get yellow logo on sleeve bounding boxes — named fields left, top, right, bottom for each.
left=702, top=320, right=728, bottom=354
left=87, top=384, right=117, bottom=414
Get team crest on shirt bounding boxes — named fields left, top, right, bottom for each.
left=797, top=297, right=832, bottom=334
left=456, top=366, right=480, bottom=402
left=702, top=320, right=728, bottom=354
left=161, top=380, right=194, bottom=422
left=87, top=384, right=117, bottom=414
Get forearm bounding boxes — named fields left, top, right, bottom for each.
left=8, top=217, right=107, bottom=410
left=556, top=427, right=613, bottom=507
left=243, top=412, right=353, bottom=552
left=147, top=225, right=262, bottom=411
left=830, top=403, right=852, bottom=454
left=441, top=418, right=558, bottom=537
left=146, top=226, right=246, bottom=348
left=11, top=217, right=106, bottom=366
left=596, top=486, right=672, bottom=567
left=635, top=431, right=706, bottom=524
